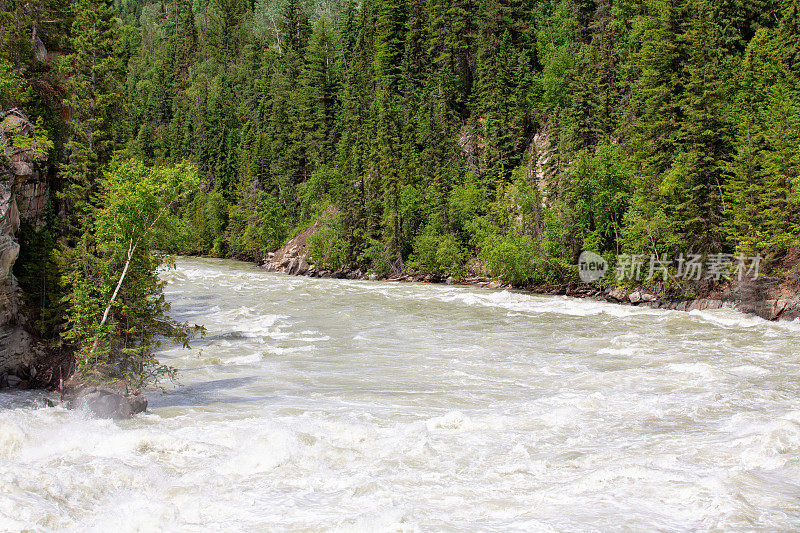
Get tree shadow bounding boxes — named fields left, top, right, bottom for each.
left=147, top=376, right=275, bottom=408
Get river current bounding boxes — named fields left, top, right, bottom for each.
left=2, top=256, right=800, bottom=531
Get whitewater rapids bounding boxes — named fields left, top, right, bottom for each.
left=2, top=256, right=800, bottom=531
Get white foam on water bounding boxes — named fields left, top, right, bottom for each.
left=3, top=256, right=800, bottom=531
left=223, top=353, right=263, bottom=366
left=688, top=308, right=800, bottom=333
left=422, top=288, right=665, bottom=319
left=728, top=364, right=771, bottom=378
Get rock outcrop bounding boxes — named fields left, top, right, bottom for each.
left=261, top=223, right=317, bottom=276
left=0, top=109, right=49, bottom=381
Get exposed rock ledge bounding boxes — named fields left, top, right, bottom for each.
left=261, top=223, right=317, bottom=276
left=596, top=281, right=800, bottom=321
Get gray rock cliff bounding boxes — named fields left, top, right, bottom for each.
left=0, top=109, right=49, bottom=378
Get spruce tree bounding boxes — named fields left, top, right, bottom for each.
left=726, top=25, right=800, bottom=256
left=59, top=0, right=124, bottom=231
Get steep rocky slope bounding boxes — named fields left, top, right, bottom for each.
left=0, top=109, right=49, bottom=382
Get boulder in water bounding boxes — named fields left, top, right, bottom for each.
left=70, top=386, right=147, bottom=419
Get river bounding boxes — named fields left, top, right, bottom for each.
left=2, top=256, right=800, bottom=531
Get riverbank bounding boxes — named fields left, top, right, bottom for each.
left=259, top=228, right=800, bottom=322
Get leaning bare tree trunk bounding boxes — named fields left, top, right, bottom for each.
left=83, top=184, right=182, bottom=366
left=88, top=238, right=135, bottom=362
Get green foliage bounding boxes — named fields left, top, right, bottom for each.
left=724, top=26, right=800, bottom=257
left=0, top=115, right=54, bottom=167
left=228, top=191, right=288, bottom=259
left=61, top=159, right=201, bottom=388
left=308, top=212, right=351, bottom=271
left=481, top=231, right=552, bottom=286
left=356, top=236, right=395, bottom=276
left=59, top=0, right=125, bottom=230
left=15, top=0, right=800, bottom=393
left=449, top=176, right=491, bottom=247
left=297, top=165, right=345, bottom=220
left=111, top=0, right=796, bottom=283
left=95, top=160, right=199, bottom=247
left=0, top=59, right=28, bottom=109
left=409, top=228, right=466, bottom=278
left=179, top=191, right=229, bottom=256
left=14, top=218, right=63, bottom=340
left=560, top=141, right=632, bottom=254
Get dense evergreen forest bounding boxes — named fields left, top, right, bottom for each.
left=2, top=0, right=799, bottom=385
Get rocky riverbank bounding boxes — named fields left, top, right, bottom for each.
left=259, top=228, right=800, bottom=322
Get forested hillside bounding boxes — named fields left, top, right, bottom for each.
left=117, top=0, right=800, bottom=281
left=3, top=0, right=800, bottom=385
